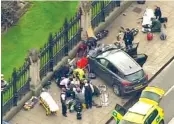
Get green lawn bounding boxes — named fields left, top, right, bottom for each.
left=1, top=1, right=78, bottom=79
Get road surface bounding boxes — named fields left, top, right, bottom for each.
left=149, top=58, right=174, bottom=124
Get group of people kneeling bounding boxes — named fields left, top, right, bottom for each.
left=55, top=58, right=100, bottom=118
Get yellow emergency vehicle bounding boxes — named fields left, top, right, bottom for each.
left=112, top=86, right=165, bottom=124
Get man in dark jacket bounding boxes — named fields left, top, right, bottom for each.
left=82, top=80, right=93, bottom=109
left=154, top=6, right=162, bottom=20
left=55, top=65, right=70, bottom=86
left=123, top=29, right=134, bottom=49
left=60, top=88, right=67, bottom=117
left=151, top=18, right=162, bottom=32
left=123, top=29, right=129, bottom=48
left=128, top=31, right=134, bottom=47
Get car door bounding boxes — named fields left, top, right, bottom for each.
left=95, top=58, right=110, bottom=82
left=123, top=43, right=139, bottom=56
left=88, top=57, right=99, bottom=73
left=106, top=62, right=122, bottom=86
left=132, top=54, right=148, bottom=67
left=112, top=104, right=127, bottom=124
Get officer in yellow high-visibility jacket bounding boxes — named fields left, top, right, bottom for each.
left=73, top=68, right=85, bottom=81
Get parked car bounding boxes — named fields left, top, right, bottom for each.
left=88, top=48, right=148, bottom=96
left=2, top=121, right=11, bottom=124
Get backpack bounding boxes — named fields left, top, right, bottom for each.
left=137, top=0, right=146, bottom=4
left=77, top=112, right=82, bottom=120
left=160, top=32, right=167, bottom=40
left=159, top=17, right=168, bottom=23
left=147, top=32, right=153, bottom=41
left=93, top=85, right=100, bottom=97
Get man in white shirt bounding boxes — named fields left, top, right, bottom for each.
left=1, top=74, right=8, bottom=91
left=71, top=78, right=80, bottom=86
left=60, top=77, right=70, bottom=89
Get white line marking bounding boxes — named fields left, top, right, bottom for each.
left=164, top=85, right=174, bottom=96
left=168, top=117, right=174, bottom=124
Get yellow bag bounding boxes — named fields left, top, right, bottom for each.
left=82, top=103, right=86, bottom=109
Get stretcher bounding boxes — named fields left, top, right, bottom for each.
left=39, top=92, right=59, bottom=116
left=87, top=26, right=97, bottom=40
left=142, top=8, right=155, bottom=27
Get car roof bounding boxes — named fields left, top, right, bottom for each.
left=97, top=49, right=142, bottom=75
left=143, top=86, right=165, bottom=97
left=123, top=102, right=154, bottom=123
left=123, top=112, right=145, bottom=124
left=129, top=101, right=153, bottom=115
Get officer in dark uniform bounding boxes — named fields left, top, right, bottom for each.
left=60, top=88, right=67, bottom=117
left=84, top=81, right=93, bottom=109
left=123, top=28, right=134, bottom=49
left=128, top=30, right=134, bottom=47
left=123, top=29, right=129, bottom=49
left=154, top=6, right=162, bottom=20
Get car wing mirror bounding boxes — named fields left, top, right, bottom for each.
left=115, top=104, right=127, bottom=116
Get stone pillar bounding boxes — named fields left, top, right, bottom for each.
left=28, top=48, right=41, bottom=96
left=80, top=1, right=92, bottom=40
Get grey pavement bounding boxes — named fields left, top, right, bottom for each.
left=10, top=1, right=174, bottom=124
left=10, top=78, right=129, bottom=124
left=100, top=1, right=174, bottom=79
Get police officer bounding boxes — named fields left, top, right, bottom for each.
left=127, top=30, right=134, bottom=48
left=60, top=88, right=67, bottom=117
left=123, top=28, right=134, bottom=49
left=123, top=29, right=130, bottom=49
left=154, top=6, right=162, bottom=20
left=82, top=80, right=93, bottom=109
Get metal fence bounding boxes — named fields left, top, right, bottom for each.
left=91, top=0, right=121, bottom=28
left=39, top=9, right=82, bottom=79
left=2, top=61, right=30, bottom=116
left=1, top=8, right=82, bottom=117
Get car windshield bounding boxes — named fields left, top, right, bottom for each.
left=125, top=70, right=144, bottom=82
left=140, top=91, right=161, bottom=103
left=120, top=120, right=141, bottom=124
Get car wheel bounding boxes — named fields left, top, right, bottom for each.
left=159, top=120, right=164, bottom=124
left=113, top=85, right=122, bottom=96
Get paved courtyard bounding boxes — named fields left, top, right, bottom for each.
left=102, top=1, right=174, bottom=78
left=10, top=1, right=174, bottom=124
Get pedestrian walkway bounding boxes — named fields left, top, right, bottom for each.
left=10, top=1, right=174, bottom=124
left=100, top=1, right=174, bottom=78
left=10, top=78, right=129, bottom=124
